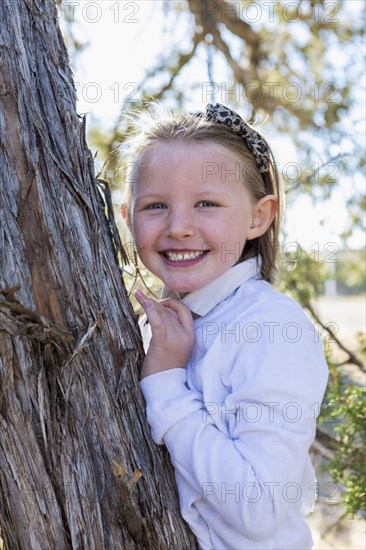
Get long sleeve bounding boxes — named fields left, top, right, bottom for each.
left=140, top=290, right=328, bottom=548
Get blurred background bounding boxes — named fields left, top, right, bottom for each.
left=58, top=1, right=365, bottom=547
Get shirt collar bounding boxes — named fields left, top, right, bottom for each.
left=160, top=258, right=261, bottom=317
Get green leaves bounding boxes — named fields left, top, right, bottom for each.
left=321, top=372, right=366, bottom=517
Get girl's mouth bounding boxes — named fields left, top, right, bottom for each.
left=160, top=249, right=210, bottom=266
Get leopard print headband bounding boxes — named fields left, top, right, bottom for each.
left=195, top=103, right=271, bottom=175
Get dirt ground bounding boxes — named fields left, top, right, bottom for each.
left=307, top=295, right=365, bottom=549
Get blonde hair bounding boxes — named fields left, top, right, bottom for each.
left=122, top=107, right=282, bottom=284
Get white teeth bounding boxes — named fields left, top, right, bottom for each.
left=165, top=250, right=205, bottom=261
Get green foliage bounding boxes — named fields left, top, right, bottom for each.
left=319, top=361, right=366, bottom=517
left=334, top=249, right=366, bottom=294
left=278, top=247, right=366, bottom=297
left=87, top=0, right=365, bottom=206
left=277, top=247, right=330, bottom=302
left=357, top=332, right=366, bottom=359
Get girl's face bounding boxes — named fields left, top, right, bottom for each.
left=127, top=140, right=273, bottom=294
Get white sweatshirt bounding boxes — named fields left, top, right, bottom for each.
left=139, top=259, right=329, bottom=549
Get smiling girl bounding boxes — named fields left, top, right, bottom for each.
left=121, top=103, right=328, bottom=549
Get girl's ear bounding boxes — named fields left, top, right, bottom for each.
left=121, top=203, right=131, bottom=230
left=247, top=195, right=278, bottom=240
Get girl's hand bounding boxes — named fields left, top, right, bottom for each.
left=135, top=289, right=195, bottom=379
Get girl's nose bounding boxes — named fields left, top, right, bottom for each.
left=165, top=209, right=195, bottom=239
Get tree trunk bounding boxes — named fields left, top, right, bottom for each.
left=0, top=1, right=197, bottom=548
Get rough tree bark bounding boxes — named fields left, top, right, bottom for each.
left=0, top=1, right=197, bottom=548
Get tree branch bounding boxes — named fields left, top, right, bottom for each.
left=139, top=29, right=205, bottom=101
left=305, top=300, right=365, bottom=371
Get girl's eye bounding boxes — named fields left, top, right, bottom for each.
left=196, top=200, right=218, bottom=207
left=144, top=203, right=167, bottom=210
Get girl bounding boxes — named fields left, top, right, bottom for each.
left=121, top=103, right=328, bottom=549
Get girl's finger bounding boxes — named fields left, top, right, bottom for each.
left=134, top=288, right=151, bottom=308
left=159, top=298, right=194, bottom=331
left=135, top=291, right=189, bottom=336
left=136, top=290, right=177, bottom=320
left=135, top=289, right=165, bottom=330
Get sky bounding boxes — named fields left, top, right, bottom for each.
left=59, top=0, right=365, bottom=252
